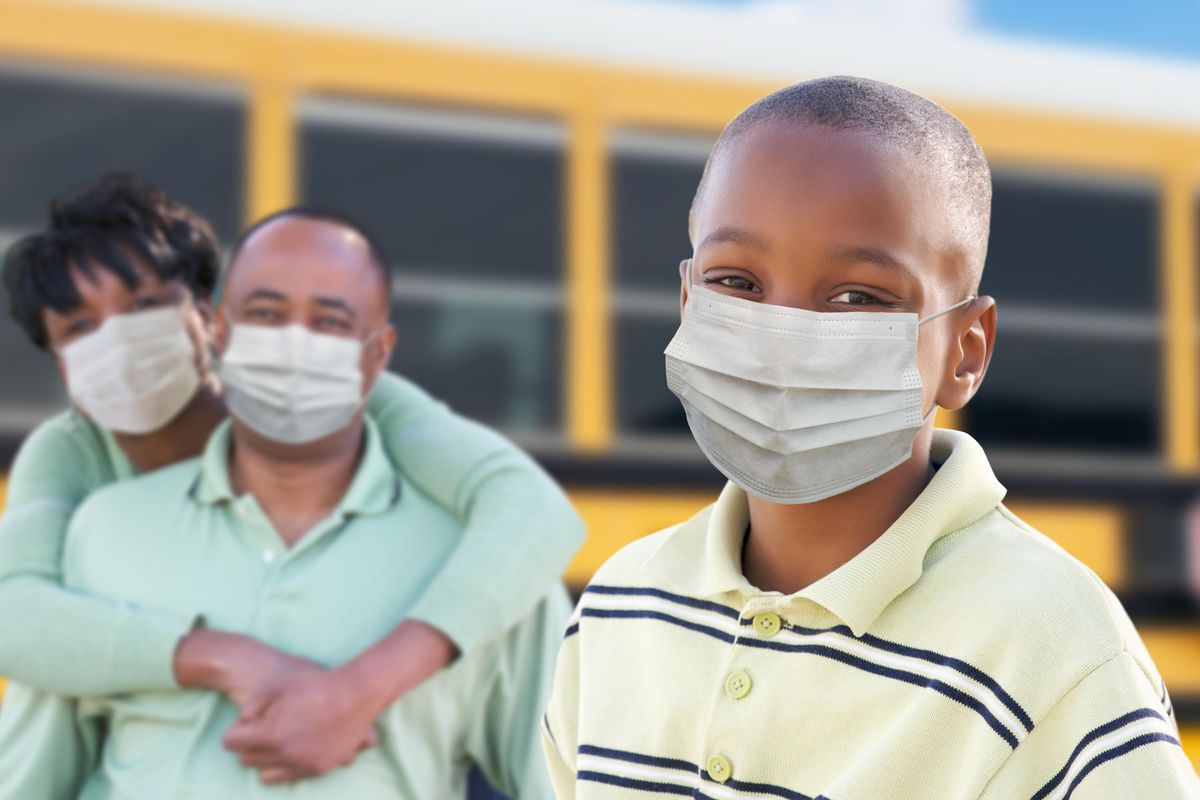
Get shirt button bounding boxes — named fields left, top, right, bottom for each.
left=262, top=550, right=276, bottom=563
left=753, top=611, right=782, bottom=638
left=724, top=670, right=752, bottom=700
left=706, top=754, right=733, bottom=784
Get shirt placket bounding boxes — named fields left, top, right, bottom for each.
left=693, top=593, right=793, bottom=794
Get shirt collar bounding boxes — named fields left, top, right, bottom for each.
left=642, top=429, right=1007, bottom=636
left=193, top=418, right=399, bottom=517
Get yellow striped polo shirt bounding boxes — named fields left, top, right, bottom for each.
left=543, top=429, right=1200, bottom=799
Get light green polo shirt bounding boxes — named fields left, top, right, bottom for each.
left=543, top=429, right=1200, bottom=799
left=59, top=418, right=569, bottom=799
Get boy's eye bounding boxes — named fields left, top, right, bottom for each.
left=133, top=295, right=169, bottom=311
left=705, top=275, right=762, bottom=294
left=830, top=290, right=886, bottom=306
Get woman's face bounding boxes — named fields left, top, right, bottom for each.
left=43, top=253, right=213, bottom=390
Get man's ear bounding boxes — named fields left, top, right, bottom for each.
left=934, top=296, right=997, bottom=412
left=679, top=259, right=691, bottom=319
left=362, top=323, right=396, bottom=396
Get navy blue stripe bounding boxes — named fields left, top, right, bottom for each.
left=1060, top=733, right=1181, bottom=800
left=580, top=744, right=827, bottom=800
left=578, top=771, right=693, bottom=796
left=585, top=584, right=741, bottom=619
left=738, top=618, right=1033, bottom=733
left=579, top=744, right=698, bottom=774
left=738, top=637, right=1020, bottom=748
left=563, top=622, right=580, bottom=639
left=1030, top=708, right=1166, bottom=800
left=580, top=608, right=736, bottom=644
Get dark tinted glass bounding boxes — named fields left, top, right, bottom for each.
left=301, top=108, right=564, bottom=283
left=611, top=147, right=707, bottom=292
left=967, top=331, right=1159, bottom=453
left=0, top=70, right=245, bottom=238
left=983, top=172, right=1158, bottom=312
left=389, top=298, right=563, bottom=433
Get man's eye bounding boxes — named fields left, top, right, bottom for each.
left=315, top=317, right=351, bottom=332
left=830, top=290, right=884, bottom=306
left=246, top=308, right=280, bottom=322
left=706, top=275, right=761, bottom=293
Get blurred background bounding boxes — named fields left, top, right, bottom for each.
left=1, top=0, right=1199, bottom=781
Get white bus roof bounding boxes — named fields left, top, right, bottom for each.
left=81, top=0, right=1200, bottom=129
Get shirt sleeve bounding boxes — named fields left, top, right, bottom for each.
left=0, top=417, right=193, bottom=695
left=463, top=586, right=573, bottom=800
left=0, top=682, right=100, bottom=800
left=541, top=601, right=584, bottom=800
left=366, top=372, right=586, bottom=653
left=978, top=650, right=1200, bottom=800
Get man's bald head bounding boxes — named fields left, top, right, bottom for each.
left=692, top=76, right=992, bottom=289
left=228, top=207, right=392, bottom=306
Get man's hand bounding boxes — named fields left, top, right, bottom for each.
left=221, top=668, right=379, bottom=784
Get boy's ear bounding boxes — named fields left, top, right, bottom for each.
left=934, top=296, right=997, bottom=412
left=679, top=259, right=691, bottom=319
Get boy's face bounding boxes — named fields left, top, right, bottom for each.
left=683, top=120, right=995, bottom=418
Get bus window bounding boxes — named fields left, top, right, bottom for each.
left=300, top=98, right=566, bottom=440
left=0, top=64, right=245, bottom=442
left=611, top=129, right=713, bottom=443
left=969, top=170, right=1161, bottom=457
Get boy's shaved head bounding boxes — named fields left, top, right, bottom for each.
left=692, top=75, right=991, bottom=289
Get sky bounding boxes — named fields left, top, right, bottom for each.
left=975, top=0, right=1200, bottom=63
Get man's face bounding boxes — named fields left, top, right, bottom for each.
left=685, top=121, right=994, bottom=415
left=214, top=216, right=396, bottom=405
left=42, top=255, right=210, bottom=390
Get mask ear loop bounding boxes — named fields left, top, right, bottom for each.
left=917, top=295, right=976, bottom=326
left=916, top=294, right=977, bottom=421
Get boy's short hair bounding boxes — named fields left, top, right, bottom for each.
left=2, top=172, right=221, bottom=349
left=691, top=75, right=992, bottom=285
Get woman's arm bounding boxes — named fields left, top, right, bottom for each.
left=0, top=415, right=304, bottom=699
left=366, top=371, right=585, bottom=653
left=0, top=415, right=190, bottom=694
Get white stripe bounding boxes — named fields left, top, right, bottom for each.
left=1045, top=716, right=1175, bottom=800
left=582, top=593, right=742, bottom=638
left=582, top=591, right=1025, bottom=743
left=768, top=625, right=1027, bottom=743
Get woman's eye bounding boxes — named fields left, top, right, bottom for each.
left=134, top=295, right=166, bottom=310
left=830, top=290, right=884, bottom=306
left=706, top=275, right=761, bottom=293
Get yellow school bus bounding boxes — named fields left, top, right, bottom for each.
left=0, top=0, right=1198, bottom=769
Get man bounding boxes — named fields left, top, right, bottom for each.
left=15, top=206, right=570, bottom=797
left=543, top=77, right=1199, bottom=798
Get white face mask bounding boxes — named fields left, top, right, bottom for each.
left=218, top=322, right=371, bottom=445
left=664, top=282, right=974, bottom=504
left=60, top=306, right=202, bottom=435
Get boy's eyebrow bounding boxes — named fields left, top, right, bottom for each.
left=697, top=226, right=772, bottom=253
left=826, top=245, right=916, bottom=277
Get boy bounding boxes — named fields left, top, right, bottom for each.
left=542, top=76, right=1200, bottom=799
